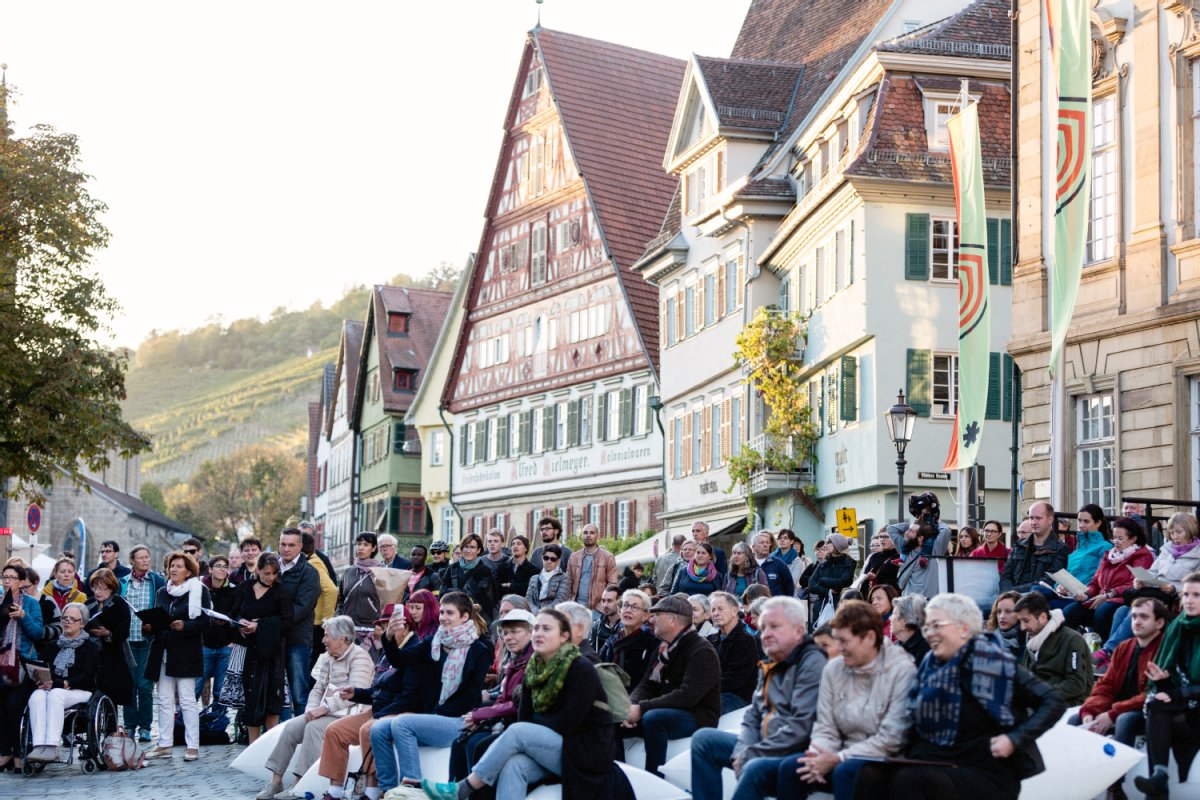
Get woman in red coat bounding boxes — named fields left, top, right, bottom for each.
left=1062, top=517, right=1154, bottom=639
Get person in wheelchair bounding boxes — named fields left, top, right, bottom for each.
left=24, top=602, right=99, bottom=763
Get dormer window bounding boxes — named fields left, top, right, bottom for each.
left=922, top=92, right=977, bottom=152
left=683, top=149, right=725, bottom=216
left=387, top=312, right=410, bottom=336
left=393, top=368, right=417, bottom=391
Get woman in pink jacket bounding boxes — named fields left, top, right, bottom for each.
left=1062, top=517, right=1153, bottom=639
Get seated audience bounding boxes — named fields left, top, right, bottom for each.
left=811, top=624, right=836, bottom=658
left=689, top=594, right=718, bottom=638
left=868, top=584, right=898, bottom=640
left=622, top=594, right=721, bottom=776
left=690, top=596, right=825, bottom=800
left=442, top=535, right=498, bottom=623
left=971, top=520, right=1009, bottom=573
left=618, top=563, right=645, bottom=593
left=23, top=602, right=99, bottom=763
left=749, top=532, right=796, bottom=598
left=852, top=593, right=1065, bottom=800
left=706, top=591, right=758, bottom=714
left=589, top=585, right=621, bottom=652
left=790, top=600, right=917, bottom=800
left=557, top=601, right=601, bottom=663
left=1000, top=503, right=1069, bottom=593
left=525, top=544, right=569, bottom=612
left=986, top=590, right=1026, bottom=658
left=723, top=543, right=768, bottom=598
left=1015, top=591, right=1094, bottom=706
left=672, top=542, right=723, bottom=596
left=890, top=594, right=930, bottom=664
left=599, top=588, right=658, bottom=688
left=1061, top=516, right=1152, bottom=640
left=1135, top=572, right=1200, bottom=799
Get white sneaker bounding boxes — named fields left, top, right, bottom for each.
left=257, top=783, right=283, bottom=800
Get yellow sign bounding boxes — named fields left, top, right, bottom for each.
left=836, top=508, right=858, bottom=537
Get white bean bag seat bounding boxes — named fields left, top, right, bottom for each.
left=1018, top=724, right=1142, bottom=800
left=293, top=745, right=451, bottom=796
left=230, top=722, right=290, bottom=781
left=526, top=764, right=689, bottom=800
left=622, top=706, right=748, bottom=772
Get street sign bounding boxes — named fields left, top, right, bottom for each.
left=836, top=508, right=858, bottom=537
left=918, top=471, right=951, bottom=480
left=26, top=504, right=42, bottom=533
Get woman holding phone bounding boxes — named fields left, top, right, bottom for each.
left=231, top=552, right=292, bottom=744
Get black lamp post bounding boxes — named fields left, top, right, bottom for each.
left=884, top=389, right=917, bottom=523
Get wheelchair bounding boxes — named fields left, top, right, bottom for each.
left=16, top=691, right=117, bottom=776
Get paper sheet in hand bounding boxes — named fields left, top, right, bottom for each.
left=1048, top=569, right=1089, bottom=597
left=135, top=606, right=172, bottom=632
left=202, top=607, right=235, bottom=623
left=31, top=666, right=52, bottom=684
left=1129, top=567, right=1170, bottom=588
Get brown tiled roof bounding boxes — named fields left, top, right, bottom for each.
left=844, top=74, right=1011, bottom=187
left=637, top=185, right=683, bottom=264
left=535, top=28, right=686, bottom=370
left=876, top=0, right=1012, bottom=60
left=694, top=56, right=804, bottom=131
left=328, top=319, right=365, bottom=436
left=733, top=177, right=795, bottom=199
left=372, top=285, right=453, bottom=415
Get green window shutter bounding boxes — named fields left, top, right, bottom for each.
left=985, top=352, right=1002, bottom=420
left=474, top=421, right=486, bottom=462
left=597, top=394, right=607, bottom=442
left=1000, top=218, right=1013, bottom=285
left=567, top=400, right=580, bottom=447
left=906, top=349, right=931, bottom=417
left=459, top=425, right=468, bottom=466
left=519, top=411, right=532, bottom=454
left=543, top=405, right=555, bottom=450
left=620, top=388, right=633, bottom=437
left=1002, top=353, right=1015, bottom=422
left=986, top=218, right=1000, bottom=285
left=904, top=213, right=930, bottom=281
left=839, top=355, right=857, bottom=422
left=388, top=497, right=401, bottom=534
left=496, top=416, right=509, bottom=458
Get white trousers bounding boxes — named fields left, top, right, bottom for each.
left=28, top=687, right=93, bottom=747
left=157, top=666, right=200, bottom=749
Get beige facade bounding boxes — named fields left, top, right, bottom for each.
left=1012, top=0, right=1200, bottom=515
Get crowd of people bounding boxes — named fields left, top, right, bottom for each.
left=2, top=499, right=1200, bottom=800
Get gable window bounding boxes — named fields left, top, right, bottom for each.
left=1087, top=94, right=1117, bottom=264
left=926, top=98, right=961, bottom=151
left=932, top=353, right=958, bottom=417
left=931, top=218, right=958, bottom=281
left=393, top=369, right=417, bottom=391
left=1077, top=393, right=1116, bottom=514
left=523, top=65, right=544, bottom=98
left=387, top=312, right=410, bottom=336
left=531, top=222, right=548, bottom=285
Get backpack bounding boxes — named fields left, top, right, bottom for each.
left=593, top=662, right=632, bottom=722
left=102, top=726, right=145, bottom=771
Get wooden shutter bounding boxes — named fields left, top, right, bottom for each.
left=1002, top=353, right=1015, bottom=422
left=660, top=299, right=669, bottom=348
left=906, top=349, right=932, bottom=417
left=667, top=415, right=675, bottom=478
left=459, top=424, right=468, bottom=466
left=839, top=355, right=857, bottom=422
left=695, top=275, right=705, bottom=331
left=542, top=405, right=556, bottom=450
left=1000, top=218, right=1013, bottom=285
left=567, top=399, right=580, bottom=447
left=596, top=393, right=606, bottom=442
left=701, top=405, right=712, bottom=469
left=520, top=410, right=532, bottom=454
left=735, top=254, right=745, bottom=309
left=474, top=421, right=487, bottom=462
left=607, top=502, right=618, bottom=539
left=904, top=213, right=931, bottom=280
left=497, top=416, right=509, bottom=458
left=720, top=398, right=731, bottom=461
left=682, top=173, right=692, bottom=215
left=620, top=388, right=633, bottom=437
left=986, top=352, right=1003, bottom=420
left=389, top=497, right=401, bottom=534
left=645, top=392, right=656, bottom=435
left=626, top=499, right=638, bottom=538
left=986, top=218, right=1000, bottom=285
left=715, top=150, right=725, bottom=192
left=716, top=266, right=726, bottom=320
left=682, top=412, right=693, bottom=476
left=675, top=292, right=685, bottom=341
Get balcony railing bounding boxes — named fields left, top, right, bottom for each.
left=745, top=432, right=815, bottom=496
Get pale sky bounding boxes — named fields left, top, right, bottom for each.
left=1, top=0, right=750, bottom=348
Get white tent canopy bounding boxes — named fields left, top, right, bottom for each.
left=616, top=530, right=674, bottom=569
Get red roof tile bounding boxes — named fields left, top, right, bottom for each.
left=371, top=285, right=453, bottom=415
left=733, top=176, right=795, bottom=199
left=876, top=0, right=1012, bottom=60
left=694, top=56, right=804, bottom=131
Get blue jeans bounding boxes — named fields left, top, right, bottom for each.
left=721, top=693, right=750, bottom=715
left=370, top=713, right=463, bottom=790
left=1068, top=711, right=1144, bottom=749
left=1062, top=600, right=1122, bottom=640
left=471, top=721, right=563, bottom=800
left=125, top=640, right=154, bottom=734
left=640, top=707, right=700, bottom=776
left=690, top=728, right=804, bottom=800
left=285, top=644, right=312, bottom=717
left=1103, top=606, right=1134, bottom=654
left=196, top=645, right=231, bottom=718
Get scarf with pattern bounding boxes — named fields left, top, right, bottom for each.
left=524, top=642, right=579, bottom=713
left=52, top=633, right=88, bottom=678
left=911, top=632, right=1015, bottom=747
left=431, top=619, right=479, bottom=706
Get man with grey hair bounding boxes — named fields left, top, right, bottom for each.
left=690, top=596, right=826, bottom=800
left=556, top=601, right=602, bottom=663
left=623, top=594, right=722, bottom=777
left=707, top=591, right=758, bottom=713
left=655, top=533, right=688, bottom=596
left=377, top=532, right=412, bottom=570
left=692, top=520, right=728, bottom=576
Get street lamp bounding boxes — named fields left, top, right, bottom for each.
left=884, top=389, right=917, bottom=523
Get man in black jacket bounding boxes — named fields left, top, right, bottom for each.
left=277, top=527, right=321, bottom=717
left=623, top=594, right=721, bottom=776
left=1001, top=502, right=1069, bottom=593
left=707, top=591, right=758, bottom=713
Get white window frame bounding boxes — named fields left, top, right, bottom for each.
left=441, top=507, right=455, bottom=540
left=589, top=503, right=602, bottom=527
left=465, top=422, right=477, bottom=466
left=509, top=412, right=521, bottom=455
left=580, top=397, right=592, bottom=446
left=673, top=416, right=684, bottom=478
left=932, top=353, right=959, bottom=418
left=555, top=401, right=568, bottom=449
left=606, top=389, right=621, bottom=441
left=533, top=407, right=545, bottom=453
left=692, top=408, right=704, bottom=474
left=925, top=96, right=962, bottom=152
left=617, top=500, right=631, bottom=539
left=1077, top=393, right=1117, bottom=515
left=495, top=512, right=508, bottom=536
left=634, top=385, right=649, bottom=435
left=1088, top=94, right=1118, bottom=264
left=486, top=417, right=497, bottom=462
left=930, top=218, right=959, bottom=282
left=430, top=430, right=445, bottom=466
left=531, top=222, right=548, bottom=284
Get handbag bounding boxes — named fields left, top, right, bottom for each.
left=0, top=617, right=23, bottom=688
left=102, top=726, right=145, bottom=771
left=814, top=590, right=836, bottom=628
left=217, top=643, right=247, bottom=708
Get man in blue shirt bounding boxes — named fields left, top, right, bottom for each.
left=750, top=531, right=795, bottom=597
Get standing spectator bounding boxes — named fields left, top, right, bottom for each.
left=42, top=557, right=86, bottom=611
left=691, top=521, right=728, bottom=576
left=85, top=540, right=131, bottom=597
left=892, top=523, right=936, bottom=598
left=376, top=532, right=412, bottom=570
left=403, top=544, right=443, bottom=601
left=496, top=536, right=536, bottom=600
left=621, top=594, right=721, bottom=776
left=971, top=521, right=1010, bottom=574
left=772, top=528, right=810, bottom=584
left=143, top=551, right=212, bottom=762
left=231, top=537, right=263, bottom=586
left=120, top=544, right=165, bottom=742
left=599, top=588, right=658, bottom=688
left=198, top=554, right=237, bottom=722
left=724, top=542, right=768, bottom=598
left=0, top=564, right=44, bottom=770
left=304, top=528, right=340, bottom=664
left=1136, top=572, right=1200, bottom=799
left=182, top=538, right=209, bottom=577
left=299, top=522, right=338, bottom=581
left=1000, top=502, right=1069, bottom=593
left=567, top=523, right=617, bottom=610
left=278, top=527, right=322, bottom=718
left=618, top=563, right=645, bottom=593
left=750, top=532, right=796, bottom=598
left=84, top=568, right=134, bottom=709
left=1015, top=591, right=1094, bottom=706
left=228, top=547, right=243, bottom=576
left=444, top=533, right=498, bottom=622
left=885, top=492, right=953, bottom=557
left=589, top=585, right=621, bottom=652
left=986, top=590, right=1026, bottom=658
left=233, top=553, right=292, bottom=743
left=428, top=540, right=451, bottom=582
left=706, top=591, right=758, bottom=713
left=807, top=535, right=855, bottom=622
left=338, top=532, right=384, bottom=628
left=1062, top=516, right=1153, bottom=640
left=481, top=530, right=511, bottom=574
left=530, top=517, right=572, bottom=568
left=526, top=544, right=570, bottom=611
left=690, top=596, right=825, bottom=800
left=655, top=534, right=687, bottom=596
left=665, top=540, right=698, bottom=592
left=890, top=594, right=930, bottom=664
left=672, top=542, right=723, bottom=596
left=799, top=541, right=827, bottom=592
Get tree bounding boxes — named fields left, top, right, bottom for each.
left=139, top=481, right=168, bottom=514
left=0, top=83, right=149, bottom=499
left=165, top=444, right=305, bottom=549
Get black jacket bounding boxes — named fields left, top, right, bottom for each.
left=708, top=623, right=759, bottom=701
left=42, top=636, right=101, bottom=691
left=278, top=557, right=321, bottom=647
left=201, top=576, right=239, bottom=648
left=1000, top=536, right=1069, bottom=593
left=496, top=559, right=539, bottom=600
left=806, top=554, right=855, bottom=597
left=145, top=584, right=212, bottom=680
left=443, top=563, right=497, bottom=621
left=629, top=628, right=722, bottom=729
left=388, top=633, right=491, bottom=717
left=85, top=595, right=134, bottom=704
left=350, top=632, right=435, bottom=718
left=600, top=626, right=659, bottom=689
left=402, top=569, right=443, bottom=602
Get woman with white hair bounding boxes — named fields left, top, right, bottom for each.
left=850, top=593, right=1065, bottom=800
left=258, top=615, right=375, bottom=800
left=23, top=602, right=99, bottom=763
left=890, top=594, right=930, bottom=664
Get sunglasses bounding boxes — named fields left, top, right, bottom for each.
left=184, top=549, right=199, bottom=555
left=542, top=555, right=559, bottom=563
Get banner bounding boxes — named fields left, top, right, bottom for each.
left=1046, top=0, right=1091, bottom=377
left=945, top=100, right=990, bottom=471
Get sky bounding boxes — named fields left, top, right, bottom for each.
left=1, top=0, right=750, bottom=349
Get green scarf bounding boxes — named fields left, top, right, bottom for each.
left=524, top=642, right=579, bottom=713
left=1151, top=612, right=1200, bottom=691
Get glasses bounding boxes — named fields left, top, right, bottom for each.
left=542, top=556, right=559, bottom=563
left=1, top=575, right=17, bottom=582
left=921, top=620, right=959, bottom=636
left=63, top=616, right=83, bottom=624
left=619, top=602, right=646, bottom=611
left=212, top=563, right=229, bottom=569
left=184, top=549, right=199, bottom=555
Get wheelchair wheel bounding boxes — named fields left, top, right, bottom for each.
left=21, top=762, right=35, bottom=777
left=81, top=758, right=97, bottom=774
left=84, top=693, right=117, bottom=761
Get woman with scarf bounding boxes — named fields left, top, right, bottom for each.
left=772, top=529, right=810, bottom=584
left=231, top=552, right=291, bottom=744
left=525, top=543, right=570, bottom=612
left=985, top=591, right=1026, bottom=658
left=84, top=568, right=134, bottom=708
left=423, top=607, right=633, bottom=800
left=869, top=584, right=898, bottom=641
left=599, top=588, right=658, bottom=688
left=338, top=532, right=384, bottom=629
left=23, top=602, right=99, bottom=763
left=41, top=557, right=86, bottom=611
left=722, top=542, right=767, bottom=597
left=370, top=591, right=491, bottom=794
left=143, top=550, right=211, bottom=761
left=1062, top=517, right=1153, bottom=640
left=444, top=534, right=498, bottom=622
left=671, top=541, right=723, bottom=596
left=0, top=564, right=44, bottom=770
left=198, top=554, right=237, bottom=723
left=852, top=593, right=1064, bottom=800
left=1135, top=572, right=1200, bottom=799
